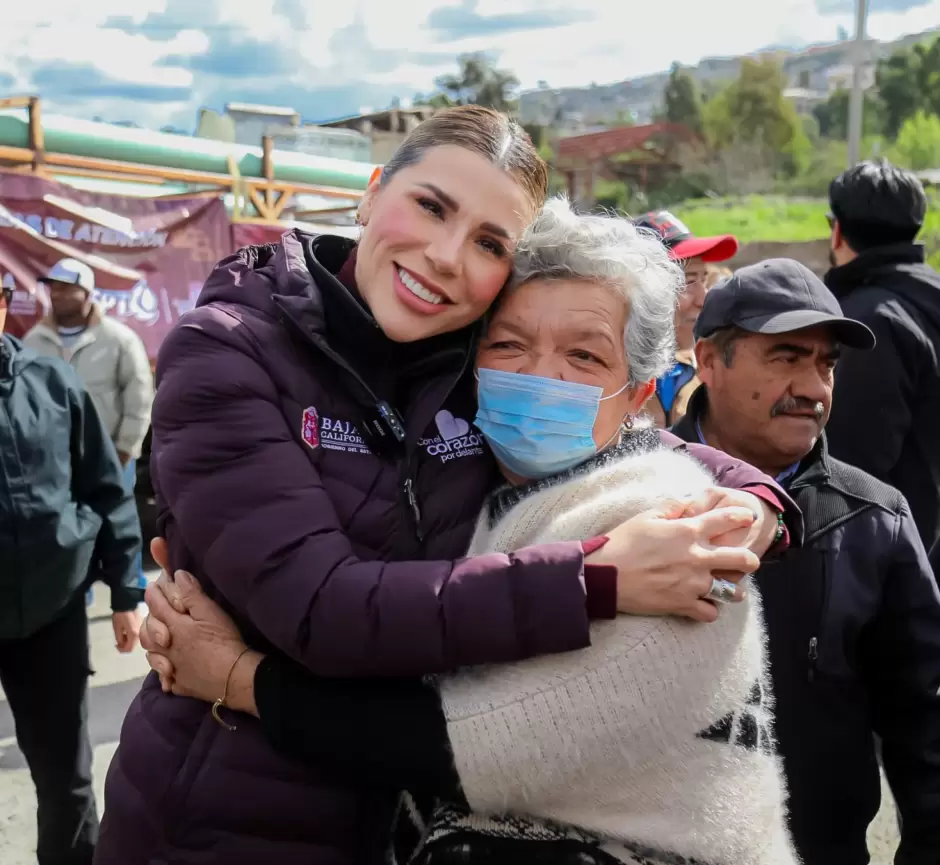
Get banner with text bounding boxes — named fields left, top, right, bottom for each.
left=0, top=175, right=232, bottom=361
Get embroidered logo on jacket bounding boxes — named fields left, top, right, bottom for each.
left=419, top=410, right=485, bottom=463
left=301, top=406, right=371, bottom=454
left=301, top=407, right=320, bottom=449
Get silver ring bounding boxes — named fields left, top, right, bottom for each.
left=703, top=578, right=737, bottom=604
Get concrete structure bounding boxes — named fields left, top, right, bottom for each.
left=197, top=104, right=372, bottom=164
left=319, top=107, right=440, bottom=164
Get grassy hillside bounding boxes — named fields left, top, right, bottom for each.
left=673, top=194, right=940, bottom=269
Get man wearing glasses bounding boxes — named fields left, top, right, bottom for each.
left=634, top=211, right=738, bottom=427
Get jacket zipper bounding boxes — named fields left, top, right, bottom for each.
left=404, top=478, right=424, bottom=542
left=395, top=336, right=477, bottom=547
left=806, top=553, right=830, bottom=683
left=274, top=297, right=428, bottom=545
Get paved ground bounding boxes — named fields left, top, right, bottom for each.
left=0, top=575, right=901, bottom=864
left=0, top=578, right=155, bottom=865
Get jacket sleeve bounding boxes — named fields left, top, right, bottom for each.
left=865, top=501, right=940, bottom=864
left=113, top=329, right=154, bottom=459
left=254, top=656, right=464, bottom=800
left=660, top=430, right=803, bottom=548
left=68, top=374, right=144, bottom=612
left=826, top=301, right=917, bottom=481
left=153, top=313, right=592, bottom=677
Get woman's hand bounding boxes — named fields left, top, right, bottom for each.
left=680, top=487, right=779, bottom=556
left=141, top=539, right=261, bottom=712
left=586, top=506, right=761, bottom=623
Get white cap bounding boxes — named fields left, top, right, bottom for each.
left=40, top=258, right=95, bottom=293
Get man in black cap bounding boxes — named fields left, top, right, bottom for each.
left=823, top=161, right=940, bottom=575
left=670, top=258, right=940, bottom=865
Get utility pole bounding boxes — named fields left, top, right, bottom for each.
left=847, top=0, right=870, bottom=167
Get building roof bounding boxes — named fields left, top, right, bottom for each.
left=225, top=103, right=299, bottom=118
left=556, top=122, right=697, bottom=161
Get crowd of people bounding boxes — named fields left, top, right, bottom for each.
left=0, top=104, right=938, bottom=865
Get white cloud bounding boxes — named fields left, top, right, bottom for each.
left=1, top=0, right=936, bottom=130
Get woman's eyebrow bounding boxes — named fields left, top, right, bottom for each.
left=486, top=320, right=529, bottom=338
left=564, top=328, right=619, bottom=351
left=416, top=183, right=511, bottom=239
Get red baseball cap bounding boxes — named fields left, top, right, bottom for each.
left=634, top=210, right=739, bottom=263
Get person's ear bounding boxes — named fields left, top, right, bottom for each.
left=357, top=168, right=383, bottom=227
left=631, top=379, right=655, bottom=409
left=694, top=339, right=716, bottom=386
left=625, top=379, right=656, bottom=417
left=831, top=220, right=844, bottom=251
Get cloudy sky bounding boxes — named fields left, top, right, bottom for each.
left=2, top=0, right=938, bottom=131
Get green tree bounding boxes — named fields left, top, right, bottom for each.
left=702, top=58, right=809, bottom=176
left=891, top=111, right=940, bottom=171
left=812, top=89, right=884, bottom=140
left=431, top=53, right=520, bottom=113
left=662, top=63, right=703, bottom=133
left=876, top=35, right=940, bottom=138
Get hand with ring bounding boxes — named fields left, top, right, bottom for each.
left=702, top=577, right=745, bottom=605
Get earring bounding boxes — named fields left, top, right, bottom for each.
left=355, top=212, right=362, bottom=225
left=623, top=414, right=634, bottom=431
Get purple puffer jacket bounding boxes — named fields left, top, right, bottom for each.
left=97, top=232, right=799, bottom=865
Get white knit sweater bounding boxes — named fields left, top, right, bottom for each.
left=435, top=441, right=798, bottom=865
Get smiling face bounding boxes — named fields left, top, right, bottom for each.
left=477, top=279, right=655, bottom=463
left=696, top=325, right=839, bottom=475
left=354, top=145, right=535, bottom=343
left=675, top=256, right=708, bottom=350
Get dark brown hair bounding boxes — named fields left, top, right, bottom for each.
left=381, top=105, right=548, bottom=212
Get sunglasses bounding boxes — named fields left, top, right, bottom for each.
left=826, top=213, right=835, bottom=229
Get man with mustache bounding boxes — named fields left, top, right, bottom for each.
left=671, top=258, right=940, bottom=865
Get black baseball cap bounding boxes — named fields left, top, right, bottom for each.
left=694, top=258, right=875, bottom=350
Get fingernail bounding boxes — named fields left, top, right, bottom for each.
left=175, top=571, right=193, bottom=589
left=154, top=626, right=168, bottom=648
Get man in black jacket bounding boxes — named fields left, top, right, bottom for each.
left=0, top=281, right=143, bottom=864
left=673, top=258, right=940, bottom=865
left=823, top=161, right=940, bottom=572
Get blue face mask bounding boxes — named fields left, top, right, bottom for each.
left=473, top=368, right=629, bottom=480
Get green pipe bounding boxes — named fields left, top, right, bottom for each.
left=0, top=110, right=374, bottom=190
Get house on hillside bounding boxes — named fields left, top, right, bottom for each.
left=554, top=123, right=699, bottom=206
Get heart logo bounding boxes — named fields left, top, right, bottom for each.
left=435, top=409, right=470, bottom=441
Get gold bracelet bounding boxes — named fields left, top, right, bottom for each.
left=211, top=647, right=252, bottom=732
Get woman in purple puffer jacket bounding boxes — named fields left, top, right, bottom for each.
left=96, top=106, right=796, bottom=865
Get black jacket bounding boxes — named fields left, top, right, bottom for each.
left=0, top=334, right=142, bottom=639
left=824, top=244, right=940, bottom=574
left=673, top=390, right=940, bottom=865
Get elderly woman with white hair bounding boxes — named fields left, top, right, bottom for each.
left=138, top=200, right=797, bottom=865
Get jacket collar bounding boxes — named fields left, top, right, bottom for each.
left=0, top=333, right=33, bottom=381
left=670, top=384, right=831, bottom=490
left=824, top=243, right=926, bottom=299
left=273, top=233, right=475, bottom=369
left=34, top=303, right=105, bottom=347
